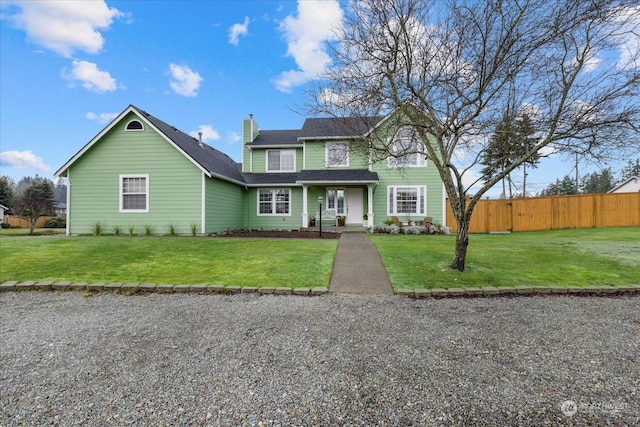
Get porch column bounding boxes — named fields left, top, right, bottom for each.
left=302, top=184, right=309, bottom=227
left=367, top=184, right=374, bottom=229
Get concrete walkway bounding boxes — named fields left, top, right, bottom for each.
left=329, top=232, right=394, bottom=295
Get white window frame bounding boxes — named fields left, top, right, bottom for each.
left=119, top=174, right=149, bottom=213
left=257, top=188, right=291, bottom=216
left=125, top=120, right=145, bottom=132
left=266, top=150, right=296, bottom=172
left=387, top=127, right=427, bottom=168
left=387, top=185, right=426, bottom=216
left=325, top=142, right=349, bottom=167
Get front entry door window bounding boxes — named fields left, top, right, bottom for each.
left=326, top=188, right=345, bottom=215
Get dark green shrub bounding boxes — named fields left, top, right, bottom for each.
left=1, top=222, right=10, bottom=229
left=45, top=217, right=66, bottom=228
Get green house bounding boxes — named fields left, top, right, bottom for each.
left=55, top=105, right=445, bottom=235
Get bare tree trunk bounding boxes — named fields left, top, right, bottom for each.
left=29, top=219, right=36, bottom=235
left=450, top=218, right=470, bottom=271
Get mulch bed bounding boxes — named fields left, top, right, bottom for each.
left=216, top=230, right=342, bottom=239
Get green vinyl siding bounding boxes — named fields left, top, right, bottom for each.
left=67, top=112, right=202, bottom=234
left=249, top=148, right=303, bottom=173
left=205, top=177, right=245, bottom=233
left=371, top=160, right=444, bottom=225
left=304, top=140, right=369, bottom=170
left=244, top=187, right=303, bottom=230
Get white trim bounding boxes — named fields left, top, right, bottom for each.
left=65, top=170, right=71, bottom=236
left=201, top=173, right=206, bottom=234
left=119, top=174, right=149, bottom=213
left=387, top=185, right=427, bottom=216
left=325, top=142, right=350, bottom=168
left=257, top=188, right=292, bottom=216
left=125, top=119, right=144, bottom=131
left=55, top=105, right=214, bottom=180
left=266, top=149, right=296, bottom=173
left=442, top=182, right=447, bottom=227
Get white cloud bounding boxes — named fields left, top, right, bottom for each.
left=3, top=0, right=123, bottom=57
left=189, top=125, right=220, bottom=142
left=168, top=63, right=203, bottom=97
left=85, top=111, right=118, bottom=124
left=229, top=16, right=249, bottom=46
left=226, top=131, right=242, bottom=144
left=62, top=60, right=118, bottom=93
left=273, top=0, right=343, bottom=92
left=614, top=5, right=640, bottom=70
left=0, top=150, right=52, bottom=173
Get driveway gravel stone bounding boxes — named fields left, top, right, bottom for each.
left=1, top=292, right=638, bottom=426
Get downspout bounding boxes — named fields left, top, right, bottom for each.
left=65, top=170, right=71, bottom=236
left=201, top=172, right=206, bottom=235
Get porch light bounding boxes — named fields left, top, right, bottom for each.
left=317, top=195, right=324, bottom=238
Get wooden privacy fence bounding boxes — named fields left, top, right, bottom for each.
left=446, top=192, right=640, bottom=233
left=2, top=215, right=55, bottom=228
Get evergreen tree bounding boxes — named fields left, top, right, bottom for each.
left=580, top=168, right=616, bottom=193
left=620, top=158, right=640, bottom=180
left=539, top=175, right=578, bottom=196
left=0, top=176, right=16, bottom=210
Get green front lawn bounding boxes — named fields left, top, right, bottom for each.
left=370, top=227, right=640, bottom=289
left=0, top=236, right=338, bottom=288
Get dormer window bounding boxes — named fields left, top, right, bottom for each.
left=125, top=120, right=144, bottom=131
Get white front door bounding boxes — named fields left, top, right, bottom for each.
left=346, top=188, right=363, bottom=224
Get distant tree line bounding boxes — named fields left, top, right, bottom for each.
left=538, top=159, right=640, bottom=196
left=0, top=175, right=66, bottom=234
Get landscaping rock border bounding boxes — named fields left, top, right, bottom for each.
left=1, top=280, right=638, bottom=297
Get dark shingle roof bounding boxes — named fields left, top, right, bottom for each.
left=296, top=169, right=379, bottom=183
left=299, top=116, right=383, bottom=139
left=242, top=173, right=300, bottom=185
left=246, top=130, right=302, bottom=146
left=134, top=106, right=245, bottom=184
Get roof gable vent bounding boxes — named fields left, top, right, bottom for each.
left=125, top=120, right=144, bottom=131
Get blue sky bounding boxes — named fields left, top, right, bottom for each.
left=0, top=0, right=628, bottom=197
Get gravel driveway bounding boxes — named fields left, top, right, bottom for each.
left=1, top=292, right=638, bottom=426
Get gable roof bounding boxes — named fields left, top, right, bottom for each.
left=299, top=116, right=383, bottom=140
left=55, top=105, right=245, bottom=185
left=607, top=176, right=640, bottom=193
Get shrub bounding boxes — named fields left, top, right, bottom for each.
left=128, top=225, right=136, bottom=236
left=45, top=217, right=66, bottom=228
left=90, top=221, right=105, bottom=235
left=167, top=223, right=177, bottom=236
left=190, top=223, right=198, bottom=236
left=144, top=225, right=153, bottom=236
left=1, top=222, right=10, bottom=229
left=111, top=225, right=122, bottom=235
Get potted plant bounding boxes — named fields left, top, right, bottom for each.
left=337, top=216, right=346, bottom=226
left=309, top=216, right=316, bottom=227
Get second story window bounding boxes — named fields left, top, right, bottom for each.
left=326, top=142, right=349, bottom=167
left=388, top=127, right=426, bottom=168
left=267, top=150, right=295, bottom=172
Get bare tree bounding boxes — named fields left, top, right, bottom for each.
left=307, top=0, right=640, bottom=271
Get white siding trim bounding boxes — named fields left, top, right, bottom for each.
left=65, top=170, right=71, bottom=236
left=201, top=173, right=206, bottom=235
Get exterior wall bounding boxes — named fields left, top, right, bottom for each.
left=304, top=140, right=369, bottom=170
left=244, top=187, right=304, bottom=230
left=204, top=177, right=245, bottom=233
left=66, top=112, right=202, bottom=234
left=371, top=159, right=444, bottom=226
left=248, top=147, right=303, bottom=173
